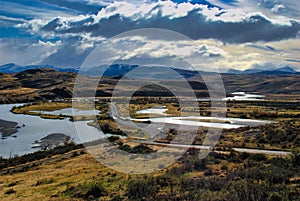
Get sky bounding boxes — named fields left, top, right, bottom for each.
left=0, top=0, right=299, bottom=72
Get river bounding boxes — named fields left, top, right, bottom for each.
left=0, top=104, right=103, bottom=158
left=1, top=102, right=272, bottom=158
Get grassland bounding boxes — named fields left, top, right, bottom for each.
left=0, top=144, right=299, bottom=201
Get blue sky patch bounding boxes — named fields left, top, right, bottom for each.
left=172, top=0, right=218, bottom=8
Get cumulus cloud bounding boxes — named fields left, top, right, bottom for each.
left=20, top=1, right=300, bottom=43
left=208, top=0, right=300, bottom=20
left=271, top=4, right=286, bottom=13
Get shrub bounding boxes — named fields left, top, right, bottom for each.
left=7, top=181, right=18, bottom=187
left=118, top=144, right=155, bottom=154
left=193, top=159, right=207, bottom=171
left=107, top=136, right=120, bottom=142
left=127, top=178, right=158, bottom=200
left=221, top=162, right=228, bottom=171
left=249, top=153, right=267, bottom=162
left=226, top=180, right=272, bottom=201
left=5, top=188, right=16, bottom=194
left=204, top=168, right=213, bottom=176
left=65, top=181, right=107, bottom=199
left=35, top=178, right=53, bottom=186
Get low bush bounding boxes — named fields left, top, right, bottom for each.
left=65, top=181, right=107, bottom=199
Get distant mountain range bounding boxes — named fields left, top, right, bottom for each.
left=226, top=66, right=299, bottom=75
left=0, top=63, right=298, bottom=77
left=0, top=63, right=78, bottom=74
left=0, top=63, right=209, bottom=79
left=78, top=64, right=215, bottom=79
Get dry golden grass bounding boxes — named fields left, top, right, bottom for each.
left=0, top=141, right=195, bottom=201
left=12, top=102, right=71, bottom=113
left=0, top=153, right=118, bottom=201
left=0, top=88, right=38, bottom=95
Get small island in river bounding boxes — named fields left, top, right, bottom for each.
left=0, top=119, right=19, bottom=138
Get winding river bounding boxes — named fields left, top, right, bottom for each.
left=0, top=104, right=103, bottom=158
left=1, top=101, right=272, bottom=158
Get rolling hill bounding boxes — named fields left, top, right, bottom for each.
left=0, top=67, right=299, bottom=103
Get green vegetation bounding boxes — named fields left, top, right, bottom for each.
left=118, top=143, right=155, bottom=154
left=4, top=188, right=16, bottom=195
left=64, top=181, right=107, bottom=200
left=226, top=100, right=300, bottom=119
left=123, top=151, right=299, bottom=201
left=0, top=144, right=299, bottom=200
left=215, top=119, right=300, bottom=150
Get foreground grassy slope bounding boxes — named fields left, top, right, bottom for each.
left=0, top=147, right=299, bottom=201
